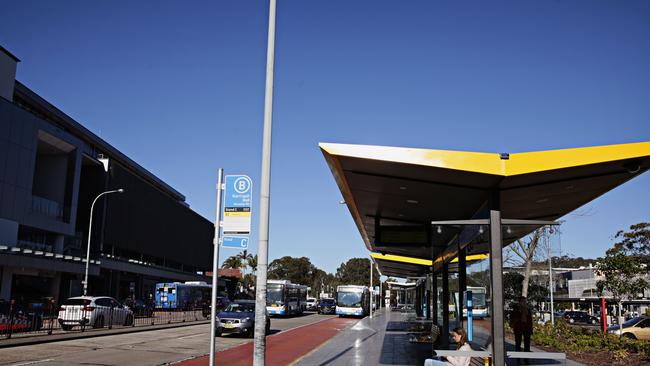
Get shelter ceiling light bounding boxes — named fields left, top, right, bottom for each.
left=506, top=226, right=512, bottom=234
left=436, top=226, right=442, bottom=234
left=406, top=199, right=419, bottom=204
left=399, top=186, right=407, bottom=190
left=479, top=226, right=484, bottom=234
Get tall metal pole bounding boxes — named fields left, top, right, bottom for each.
left=209, top=169, right=224, bottom=366
left=489, top=209, right=505, bottom=366
left=253, top=0, right=277, bottom=364
left=547, top=226, right=555, bottom=326
left=84, top=189, right=123, bottom=296
left=370, top=258, right=374, bottom=318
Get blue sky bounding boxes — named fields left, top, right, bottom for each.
left=2, top=1, right=649, bottom=273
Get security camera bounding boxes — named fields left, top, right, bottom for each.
left=624, top=162, right=641, bottom=174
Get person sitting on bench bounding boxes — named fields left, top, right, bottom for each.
left=425, top=327, right=472, bottom=366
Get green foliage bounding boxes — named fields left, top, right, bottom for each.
left=531, top=319, right=650, bottom=358
left=268, top=256, right=317, bottom=286
left=608, top=222, right=650, bottom=264
left=596, top=247, right=648, bottom=303
left=503, top=272, right=524, bottom=304
left=336, top=258, right=380, bottom=287
left=222, top=255, right=243, bottom=269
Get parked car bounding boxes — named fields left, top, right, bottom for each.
left=58, top=296, right=134, bottom=330
left=607, top=316, right=650, bottom=340
left=123, top=298, right=154, bottom=318
left=318, top=298, right=336, bottom=314
left=215, top=300, right=270, bottom=338
left=563, top=311, right=599, bottom=325
left=305, top=297, right=318, bottom=311
left=202, top=296, right=230, bottom=318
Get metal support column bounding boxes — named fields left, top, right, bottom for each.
left=489, top=209, right=505, bottom=366
left=442, top=262, right=450, bottom=347
left=458, top=245, right=467, bottom=328
left=431, top=273, right=438, bottom=324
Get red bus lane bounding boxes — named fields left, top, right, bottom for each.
left=176, top=316, right=358, bottom=366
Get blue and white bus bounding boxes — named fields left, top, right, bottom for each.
left=155, top=281, right=211, bottom=310
left=336, top=285, right=370, bottom=317
left=460, top=286, right=489, bottom=319
left=266, top=280, right=308, bottom=316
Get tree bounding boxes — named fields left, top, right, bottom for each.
left=336, top=258, right=380, bottom=287
left=236, top=250, right=254, bottom=274
left=608, top=222, right=650, bottom=265
left=248, top=254, right=258, bottom=274
left=504, top=229, right=544, bottom=299
left=222, top=255, right=242, bottom=269
left=267, top=256, right=316, bottom=286
left=597, top=225, right=649, bottom=332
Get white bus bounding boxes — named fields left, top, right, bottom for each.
left=461, top=286, right=489, bottom=319
left=266, top=280, right=308, bottom=316
left=336, top=285, right=370, bottom=317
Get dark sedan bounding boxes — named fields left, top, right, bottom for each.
left=564, top=311, right=599, bottom=325
left=318, top=298, right=336, bottom=314
left=216, top=300, right=270, bottom=338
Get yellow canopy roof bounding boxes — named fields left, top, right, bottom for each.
left=322, top=141, right=650, bottom=278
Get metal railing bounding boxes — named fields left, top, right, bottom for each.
left=0, top=299, right=209, bottom=341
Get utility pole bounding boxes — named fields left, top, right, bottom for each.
left=253, top=0, right=277, bottom=364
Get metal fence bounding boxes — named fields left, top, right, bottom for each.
left=0, top=299, right=209, bottom=341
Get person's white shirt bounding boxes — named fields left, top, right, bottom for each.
left=424, top=343, right=473, bottom=366
left=444, top=343, right=472, bottom=366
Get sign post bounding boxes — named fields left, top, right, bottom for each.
left=209, top=169, right=224, bottom=366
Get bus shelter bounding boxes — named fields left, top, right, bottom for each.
left=321, top=141, right=650, bottom=365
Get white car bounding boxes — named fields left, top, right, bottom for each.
left=58, top=296, right=134, bottom=330
left=305, top=298, right=318, bottom=311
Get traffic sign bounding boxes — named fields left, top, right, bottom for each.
left=223, top=175, right=252, bottom=235
left=222, top=236, right=249, bottom=249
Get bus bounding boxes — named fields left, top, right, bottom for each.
left=461, top=286, right=489, bottom=319
left=336, top=285, right=370, bottom=317
left=155, top=281, right=211, bottom=310
left=266, top=280, right=308, bottom=316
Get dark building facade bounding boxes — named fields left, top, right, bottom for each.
left=0, top=46, right=216, bottom=304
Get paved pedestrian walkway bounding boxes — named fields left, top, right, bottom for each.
left=295, top=308, right=584, bottom=366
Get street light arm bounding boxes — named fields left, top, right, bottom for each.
left=83, top=188, right=125, bottom=296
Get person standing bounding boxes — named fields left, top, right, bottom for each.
left=510, top=296, right=533, bottom=353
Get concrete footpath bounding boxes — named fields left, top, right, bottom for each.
left=174, top=316, right=358, bottom=366
left=295, top=308, right=584, bottom=366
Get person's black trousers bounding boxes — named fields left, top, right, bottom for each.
left=514, top=331, right=531, bottom=352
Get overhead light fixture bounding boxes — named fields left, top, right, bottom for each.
left=479, top=226, right=484, bottom=234
left=406, top=199, right=419, bottom=204
left=436, top=226, right=442, bottom=234
left=506, top=226, right=512, bottom=234
left=399, top=186, right=407, bottom=190
left=98, top=154, right=110, bottom=172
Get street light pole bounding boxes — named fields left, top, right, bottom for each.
left=253, top=0, right=277, bottom=364
left=83, top=188, right=124, bottom=296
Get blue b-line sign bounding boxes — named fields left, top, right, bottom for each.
left=222, top=175, right=252, bottom=249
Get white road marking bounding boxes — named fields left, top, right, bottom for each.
left=9, top=359, right=54, bottom=366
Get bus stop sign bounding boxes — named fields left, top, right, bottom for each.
left=223, top=175, right=252, bottom=235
